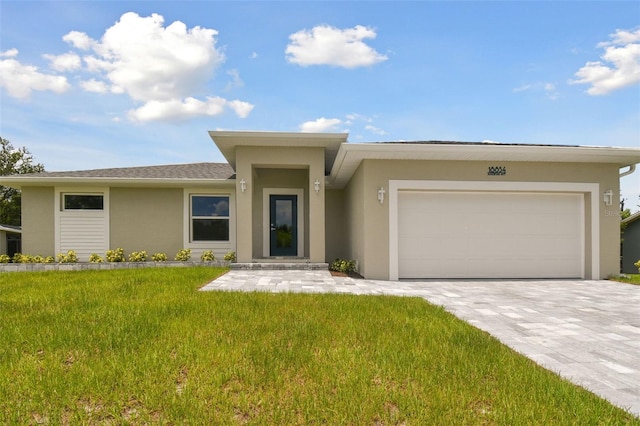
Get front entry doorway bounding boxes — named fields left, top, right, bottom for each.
left=269, top=195, right=298, bottom=256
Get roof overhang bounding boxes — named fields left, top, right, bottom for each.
left=623, top=211, right=640, bottom=225
left=0, top=176, right=236, bottom=190
left=329, top=143, right=640, bottom=188
left=0, top=225, right=21, bottom=234
left=209, top=130, right=348, bottom=174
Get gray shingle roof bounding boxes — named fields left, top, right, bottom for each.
left=20, top=162, right=235, bottom=180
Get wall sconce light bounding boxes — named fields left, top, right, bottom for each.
left=377, top=187, right=385, bottom=204
left=314, top=179, right=321, bottom=193
left=603, top=189, right=613, bottom=206
left=240, top=179, right=246, bottom=193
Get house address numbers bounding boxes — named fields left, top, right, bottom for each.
left=487, top=166, right=507, bottom=176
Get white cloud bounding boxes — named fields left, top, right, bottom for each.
left=128, top=96, right=254, bottom=122
left=227, top=100, right=254, bottom=118
left=80, top=78, right=109, bottom=93
left=570, top=27, right=640, bottom=95
left=63, top=12, right=253, bottom=122
left=0, top=50, right=70, bottom=99
left=513, top=82, right=559, bottom=100
left=63, top=31, right=94, bottom=50
left=225, top=69, right=244, bottom=90
left=299, top=117, right=342, bottom=132
left=44, top=52, right=82, bottom=72
left=365, top=125, right=386, bottom=136
left=286, top=25, right=388, bottom=68
left=128, top=97, right=227, bottom=122
left=0, top=48, right=19, bottom=58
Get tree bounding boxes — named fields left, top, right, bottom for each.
left=0, top=137, right=45, bottom=226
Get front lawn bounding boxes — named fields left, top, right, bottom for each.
left=0, top=268, right=637, bottom=424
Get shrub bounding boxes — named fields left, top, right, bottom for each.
left=106, top=248, right=125, bottom=263
left=201, top=250, right=215, bottom=262
left=329, top=258, right=357, bottom=274
left=175, top=249, right=191, bottom=262
left=0, top=254, right=10, bottom=263
left=57, top=250, right=78, bottom=264
left=223, top=251, right=236, bottom=263
left=32, top=255, right=46, bottom=263
left=128, top=251, right=148, bottom=262
left=152, top=252, right=168, bottom=262
left=89, top=253, right=104, bottom=263
left=12, top=253, right=26, bottom=263
left=635, top=259, right=640, bottom=272
left=43, top=256, right=55, bottom=264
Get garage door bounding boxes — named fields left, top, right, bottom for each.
left=398, top=191, right=583, bottom=279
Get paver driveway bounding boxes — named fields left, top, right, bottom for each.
left=202, top=271, right=640, bottom=417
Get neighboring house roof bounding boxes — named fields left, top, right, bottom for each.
left=0, top=162, right=235, bottom=188
left=0, top=224, right=21, bottom=234
left=623, top=211, right=640, bottom=225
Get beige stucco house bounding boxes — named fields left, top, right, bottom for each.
left=2, top=131, right=639, bottom=280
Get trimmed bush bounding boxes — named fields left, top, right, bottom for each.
left=106, top=248, right=125, bottom=263
left=0, top=254, right=10, bottom=263
left=57, top=250, right=78, bottom=264
left=201, top=250, right=215, bottom=262
left=635, top=259, right=640, bottom=273
left=175, top=249, right=191, bottom=262
left=329, top=258, right=357, bottom=274
left=152, top=252, right=168, bottom=262
left=89, top=253, right=104, bottom=263
left=223, top=251, right=236, bottom=263
left=128, top=251, right=148, bottom=262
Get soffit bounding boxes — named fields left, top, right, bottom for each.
left=209, top=131, right=348, bottom=174
left=328, top=143, right=640, bottom=188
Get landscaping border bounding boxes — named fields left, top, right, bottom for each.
left=0, top=261, right=229, bottom=273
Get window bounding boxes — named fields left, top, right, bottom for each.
left=63, top=194, right=104, bottom=210
left=191, top=195, right=229, bottom=241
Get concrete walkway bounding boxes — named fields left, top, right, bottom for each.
left=201, top=270, right=640, bottom=417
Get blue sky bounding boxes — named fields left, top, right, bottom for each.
left=1, top=1, right=639, bottom=209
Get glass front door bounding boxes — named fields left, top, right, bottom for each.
left=270, top=195, right=297, bottom=256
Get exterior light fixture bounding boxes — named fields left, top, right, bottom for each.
left=603, top=189, right=613, bottom=206
left=377, top=187, right=385, bottom=204
left=314, top=179, right=321, bottom=193
left=240, top=179, right=246, bottom=193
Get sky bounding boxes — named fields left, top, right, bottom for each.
left=1, top=1, right=639, bottom=210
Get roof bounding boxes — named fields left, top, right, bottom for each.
left=0, top=162, right=235, bottom=189
left=623, top=211, right=640, bottom=225
left=209, top=130, right=348, bottom=175
left=0, top=224, right=21, bottom=234
left=329, top=142, right=640, bottom=187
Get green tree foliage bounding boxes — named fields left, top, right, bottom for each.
left=0, top=137, right=45, bottom=226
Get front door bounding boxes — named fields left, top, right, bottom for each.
left=270, top=195, right=297, bottom=256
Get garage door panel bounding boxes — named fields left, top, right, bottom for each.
left=398, top=192, right=583, bottom=279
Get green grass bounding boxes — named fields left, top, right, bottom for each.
left=1, top=268, right=637, bottom=425
left=613, top=273, right=640, bottom=285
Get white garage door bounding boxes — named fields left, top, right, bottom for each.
left=398, top=191, right=583, bottom=279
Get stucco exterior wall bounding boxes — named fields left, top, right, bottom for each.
left=21, top=186, right=55, bottom=256
left=325, top=189, right=347, bottom=261
left=251, top=168, right=309, bottom=258
left=622, top=220, right=640, bottom=274
left=351, top=160, right=620, bottom=279
left=235, top=145, right=325, bottom=262
left=110, top=187, right=183, bottom=256
left=344, top=163, right=366, bottom=275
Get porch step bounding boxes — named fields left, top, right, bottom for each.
left=231, top=262, right=329, bottom=271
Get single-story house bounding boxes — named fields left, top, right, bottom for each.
left=1, top=131, right=639, bottom=280
left=0, top=224, right=21, bottom=257
left=622, top=211, right=640, bottom=274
